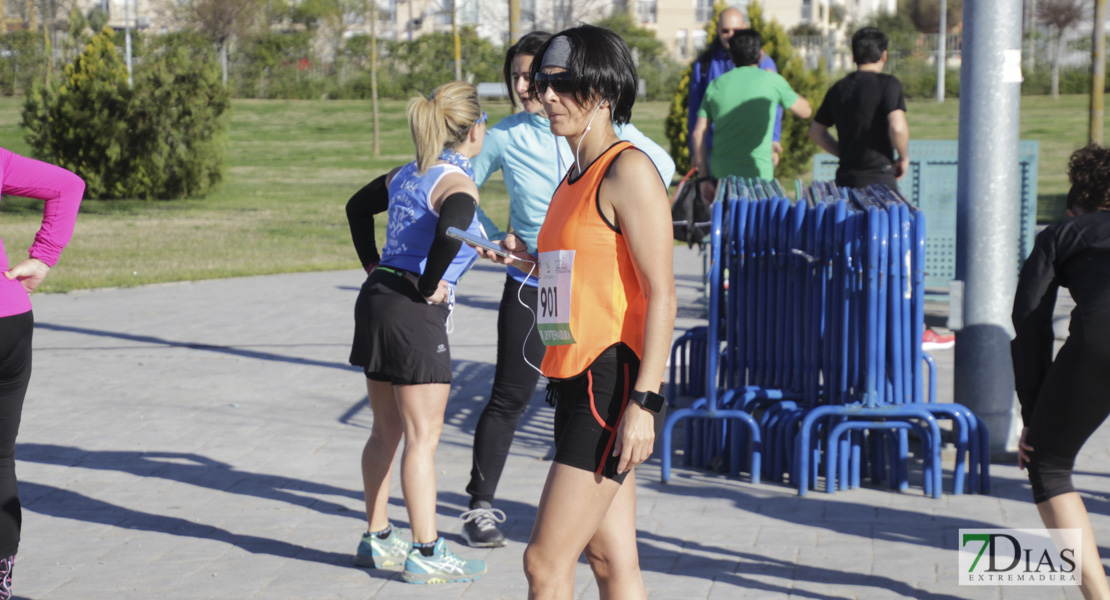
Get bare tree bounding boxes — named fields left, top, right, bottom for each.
left=178, top=0, right=264, bottom=86
left=1039, top=0, right=1090, bottom=99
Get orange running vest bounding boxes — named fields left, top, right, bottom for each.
left=537, top=141, right=647, bottom=379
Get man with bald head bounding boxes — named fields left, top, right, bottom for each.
left=687, top=6, right=782, bottom=168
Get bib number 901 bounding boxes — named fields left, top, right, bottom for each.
left=537, top=250, right=575, bottom=346
left=539, top=286, right=558, bottom=319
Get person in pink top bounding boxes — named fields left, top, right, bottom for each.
left=0, top=147, right=83, bottom=600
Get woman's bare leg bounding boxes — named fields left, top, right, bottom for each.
left=524, top=463, right=625, bottom=600
left=1037, top=492, right=1110, bottom=600
left=583, top=469, right=646, bottom=600
left=394, top=382, right=450, bottom=543
left=361, top=378, right=403, bottom=531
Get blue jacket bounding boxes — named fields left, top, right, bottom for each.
left=473, top=111, right=676, bottom=284
left=688, top=46, right=782, bottom=157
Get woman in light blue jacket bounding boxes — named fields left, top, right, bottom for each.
left=458, top=31, right=675, bottom=548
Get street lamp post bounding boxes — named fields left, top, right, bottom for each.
left=125, top=0, right=133, bottom=88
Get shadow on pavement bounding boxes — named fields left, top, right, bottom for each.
left=638, top=528, right=967, bottom=600
left=18, top=481, right=390, bottom=575
left=34, top=322, right=359, bottom=373
left=17, top=444, right=365, bottom=518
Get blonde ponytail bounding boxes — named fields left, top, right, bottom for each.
left=406, top=81, right=483, bottom=174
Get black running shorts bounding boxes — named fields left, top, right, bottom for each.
left=349, top=268, right=452, bottom=385
left=549, top=344, right=641, bottom=484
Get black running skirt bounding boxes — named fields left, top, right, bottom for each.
left=349, top=269, right=452, bottom=385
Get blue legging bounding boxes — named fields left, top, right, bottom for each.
left=0, top=311, right=31, bottom=557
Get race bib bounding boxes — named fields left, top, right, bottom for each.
left=537, top=250, right=576, bottom=346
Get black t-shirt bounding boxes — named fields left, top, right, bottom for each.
left=814, top=71, right=906, bottom=188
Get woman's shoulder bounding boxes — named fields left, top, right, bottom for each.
left=434, top=169, right=479, bottom=198
left=608, top=143, right=653, bottom=174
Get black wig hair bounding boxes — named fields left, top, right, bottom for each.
left=503, top=31, right=552, bottom=109
left=851, top=26, right=888, bottom=65
left=728, top=29, right=762, bottom=68
left=528, top=24, right=638, bottom=126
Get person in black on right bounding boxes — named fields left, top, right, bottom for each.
left=809, top=26, right=909, bottom=189
left=1013, top=144, right=1110, bottom=600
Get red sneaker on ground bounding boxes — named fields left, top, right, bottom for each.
left=922, top=329, right=955, bottom=351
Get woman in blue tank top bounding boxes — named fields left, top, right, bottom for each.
left=345, top=80, right=489, bottom=584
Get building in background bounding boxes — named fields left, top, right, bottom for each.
left=5, top=0, right=901, bottom=60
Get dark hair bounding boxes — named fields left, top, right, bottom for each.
left=1067, top=144, right=1110, bottom=212
left=728, top=29, right=762, bottom=67
left=502, top=31, right=552, bottom=109
left=852, top=26, right=888, bottom=64
left=529, top=24, right=637, bottom=125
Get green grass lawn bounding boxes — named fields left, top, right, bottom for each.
left=0, top=94, right=1094, bottom=291
left=905, top=94, right=1099, bottom=220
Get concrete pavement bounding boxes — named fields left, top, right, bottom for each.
left=10, top=246, right=1103, bottom=599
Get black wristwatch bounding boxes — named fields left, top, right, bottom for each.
left=630, top=390, right=666, bottom=414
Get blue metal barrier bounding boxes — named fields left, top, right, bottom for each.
left=661, top=178, right=991, bottom=497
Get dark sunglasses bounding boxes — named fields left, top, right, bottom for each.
left=719, top=28, right=742, bottom=34
left=534, top=71, right=575, bottom=95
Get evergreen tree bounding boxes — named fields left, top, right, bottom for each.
left=22, top=27, right=132, bottom=198
left=22, top=26, right=230, bottom=199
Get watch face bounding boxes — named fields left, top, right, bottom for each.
left=635, top=391, right=665, bottom=413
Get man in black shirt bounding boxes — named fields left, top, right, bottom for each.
left=809, top=27, right=909, bottom=188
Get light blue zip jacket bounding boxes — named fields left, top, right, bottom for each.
left=473, top=111, right=676, bottom=285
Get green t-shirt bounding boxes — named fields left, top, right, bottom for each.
left=697, top=66, right=799, bottom=180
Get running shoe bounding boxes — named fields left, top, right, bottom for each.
left=353, top=525, right=410, bottom=569
left=460, top=503, right=507, bottom=548
left=402, top=538, right=487, bottom=584
left=922, top=328, right=955, bottom=351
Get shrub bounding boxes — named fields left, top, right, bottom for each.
left=0, top=30, right=47, bottom=97
left=22, top=27, right=229, bottom=199
left=664, top=61, right=695, bottom=174
left=889, top=56, right=960, bottom=99
left=127, top=34, right=229, bottom=198
left=387, top=30, right=502, bottom=95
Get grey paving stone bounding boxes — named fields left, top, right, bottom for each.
left=5, top=246, right=1108, bottom=599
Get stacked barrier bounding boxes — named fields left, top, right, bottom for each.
left=661, top=177, right=990, bottom=498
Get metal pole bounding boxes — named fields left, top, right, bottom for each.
left=1091, top=0, right=1106, bottom=144
left=936, top=0, right=947, bottom=102
left=453, top=0, right=461, bottom=80
left=954, top=0, right=1024, bottom=457
left=508, top=0, right=521, bottom=45
left=370, top=0, right=380, bottom=156
left=125, top=0, right=133, bottom=88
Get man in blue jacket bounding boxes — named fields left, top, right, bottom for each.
left=687, top=6, right=782, bottom=168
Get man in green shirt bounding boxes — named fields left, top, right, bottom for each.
left=692, top=29, right=812, bottom=196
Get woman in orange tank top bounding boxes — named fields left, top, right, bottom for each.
left=488, top=25, right=677, bottom=600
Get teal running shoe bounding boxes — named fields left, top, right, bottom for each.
left=353, top=525, right=410, bottom=569
left=402, top=538, right=487, bottom=584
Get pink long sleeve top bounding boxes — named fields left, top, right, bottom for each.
left=0, top=148, right=84, bottom=318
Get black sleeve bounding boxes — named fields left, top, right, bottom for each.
left=346, top=174, right=390, bottom=269
left=417, top=192, right=478, bottom=296
left=813, top=82, right=836, bottom=127
left=1011, top=226, right=1062, bottom=423
left=884, top=76, right=907, bottom=114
